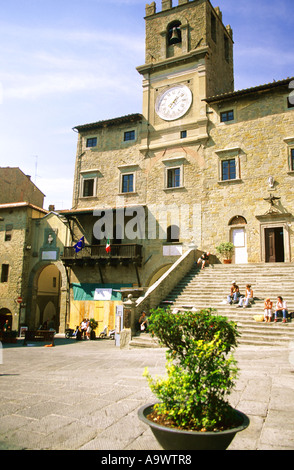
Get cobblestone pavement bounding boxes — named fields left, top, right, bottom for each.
left=0, top=336, right=294, bottom=452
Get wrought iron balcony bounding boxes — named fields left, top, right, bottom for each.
left=61, top=244, right=143, bottom=266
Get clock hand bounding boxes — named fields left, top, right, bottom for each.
left=169, top=96, right=179, bottom=109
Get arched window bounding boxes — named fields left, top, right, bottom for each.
left=168, top=21, right=182, bottom=45
left=229, top=216, right=247, bottom=226
left=167, top=225, right=180, bottom=242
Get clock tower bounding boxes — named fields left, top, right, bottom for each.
left=137, top=0, right=234, bottom=153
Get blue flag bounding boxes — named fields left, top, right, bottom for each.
left=74, top=236, right=85, bottom=253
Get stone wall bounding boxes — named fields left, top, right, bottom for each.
left=203, top=87, right=294, bottom=262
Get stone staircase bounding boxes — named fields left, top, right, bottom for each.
left=130, top=263, right=294, bottom=347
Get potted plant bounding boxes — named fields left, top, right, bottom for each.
left=216, top=242, right=234, bottom=264
left=138, top=308, right=249, bottom=450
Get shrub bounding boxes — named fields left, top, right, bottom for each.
left=144, top=308, right=240, bottom=431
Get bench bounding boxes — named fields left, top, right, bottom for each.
left=23, top=330, right=55, bottom=346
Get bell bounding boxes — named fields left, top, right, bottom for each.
left=169, top=27, right=181, bottom=45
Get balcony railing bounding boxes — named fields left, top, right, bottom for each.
left=61, top=244, right=143, bottom=265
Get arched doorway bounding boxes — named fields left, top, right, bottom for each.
left=36, top=264, right=61, bottom=331
left=229, top=216, right=248, bottom=264
left=0, top=308, right=12, bottom=330
left=27, top=261, right=68, bottom=332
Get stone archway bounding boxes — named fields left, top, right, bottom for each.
left=26, top=261, right=68, bottom=333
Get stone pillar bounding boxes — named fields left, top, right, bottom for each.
left=123, top=294, right=136, bottom=335
left=178, top=0, right=189, bottom=5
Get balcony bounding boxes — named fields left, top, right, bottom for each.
left=61, top=244, right=143, bottom=266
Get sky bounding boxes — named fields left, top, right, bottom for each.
left=0, top=0, right=293, bottom=210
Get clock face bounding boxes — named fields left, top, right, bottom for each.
left=155, top=85, right=193, bottom=121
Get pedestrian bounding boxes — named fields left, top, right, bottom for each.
left=81, top=319, right=87, bottom=339
left=274, top=296, right=288, bottom=323
left=264, top=298, right=273, bottom=322
left=227, top=281, right=240, bottom=304
left=237, top=284, right=254, bottom=308
left=139, top=311, right=149, bottom=332
left=86, top=320, right=92, bottom=340
left=197, top=252, right=210, bottom=269
left=2, top=319, right=9, bottom=331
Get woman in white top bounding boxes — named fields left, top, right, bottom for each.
left=238, top=284, right=254, bottom=308
left=274, top=296, right=288, bottom=323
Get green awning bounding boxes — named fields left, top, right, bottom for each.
left=72, top=283, right=132, bottom=301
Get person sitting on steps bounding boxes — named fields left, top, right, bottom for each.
left=227, top=281, right=240, bottom=304
left=237, top=284, right=254, bottom=308
left=264, top=298, right=273, bottom=322
left=274, top=296, right=288, bottom=323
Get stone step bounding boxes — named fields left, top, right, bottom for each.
left=129, top=333, right=161, bottom=349
left=157, top=262, right=294, bottom=346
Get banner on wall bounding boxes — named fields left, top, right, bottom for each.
left=94, top=288, right=113, bottom=301
left=72, top=283, right=132, bottom=301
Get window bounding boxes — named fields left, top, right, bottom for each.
left=167, top=168, right=181, bottom=188
left=80, top=170, right=99, bottom=198
left=5, top=224, right=13, bottom=241
left=86, top=137, right=97, bottom=148
left=122, top=174, right=134, bottom=193
left=1, top=264, right=9, bottom=283
left=124, top=130, right=135, bottom=142
left=221, top=110, right=234, bottom=122
left=83, top=178, right=94, bottom=197
left=291, top=149, right=294, bottom=171
left=180, top=130, right=187, bottom=139
left=222, top=159, right=236, bottom=181
left=167, top=225, right=180, bottom=242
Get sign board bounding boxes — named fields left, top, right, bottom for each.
left=41, top=250, right=58, bottom=261
left=94, top=288, right=113, bottom=301
left=17, top=297, right=23, bottom=304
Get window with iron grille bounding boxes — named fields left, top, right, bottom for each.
left=86, top=137, right=97, bottom=148
left=124, top=130, right=135, bottom=141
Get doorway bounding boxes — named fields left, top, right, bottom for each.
left=229, top=216, right=248, bottom=264
left=265, top=227, right=285, bottom=262
left=36, top=264, right=61, bottom=330
left=232, top=228, right=248, bottom=264
left=0, top=308, right=12, bottom=330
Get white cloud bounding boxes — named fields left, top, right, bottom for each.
left=0, top=22, right=144, bottom=102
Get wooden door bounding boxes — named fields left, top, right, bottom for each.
left=265, top=227, right=284, bottom=262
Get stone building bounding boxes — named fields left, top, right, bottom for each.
left=0, top=168, right=69, bottom=333
left=0, top=167, right=45, bottom=207
left=60, top=0, right=294, bottom=334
